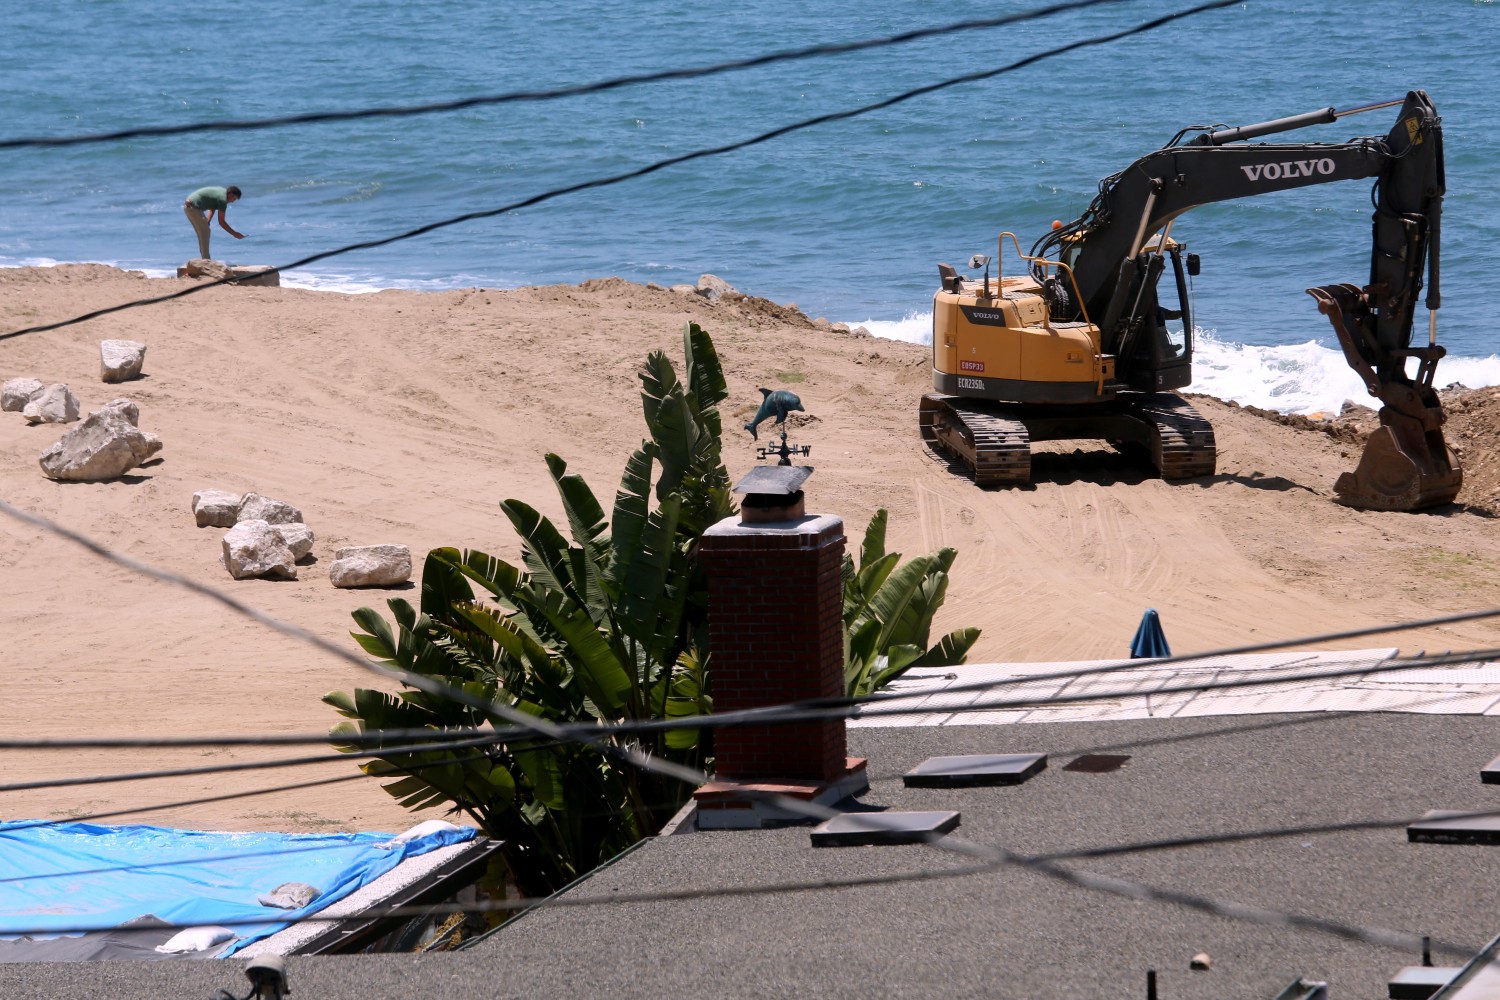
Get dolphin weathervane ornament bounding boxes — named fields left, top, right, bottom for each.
left=744, top=387, right=810, bottom=467
left=744, top=388, right=804, bottom=441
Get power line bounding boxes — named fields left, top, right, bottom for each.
left=1, top=637, right=1495, bottom=761
left=0, top=0, right=1242, bottom=342
left=0, top=731, right=508, bottom=795
left=0, top=0, right=1137, bottom=151
left=0, top=495, right=1477, bottom=960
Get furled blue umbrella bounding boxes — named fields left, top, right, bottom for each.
left=1129, top=608, right=1171, bottom=659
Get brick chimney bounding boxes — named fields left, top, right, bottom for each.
left=693, top=506, right=868, bottom=828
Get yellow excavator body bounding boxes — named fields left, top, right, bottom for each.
left=933, top=275, right=1110, bottom=397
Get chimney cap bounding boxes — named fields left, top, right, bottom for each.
left=733, top=465, right=813, bottom=496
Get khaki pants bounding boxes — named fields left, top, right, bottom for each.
left=184, top=202, right=212, bottom=259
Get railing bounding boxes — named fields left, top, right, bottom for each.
left=994, top=232, right=1094, bottom=331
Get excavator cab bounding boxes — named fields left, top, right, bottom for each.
left=1114, top=238, right=1195, bottom=394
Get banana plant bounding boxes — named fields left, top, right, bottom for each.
left=326, top=324, right=979, bottom=897
left=843, top=509, right=981, bottom=697
left=326, top=323, right=728, bottom=897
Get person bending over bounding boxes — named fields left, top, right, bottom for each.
left=183, top=185, right=244, bottom=261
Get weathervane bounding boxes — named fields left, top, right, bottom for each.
left=734, top=387, right=814, bottom=522
left=743, top=388, right=810, bottom=466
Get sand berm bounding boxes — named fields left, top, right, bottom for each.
left=4, top=264, right=1500, bottom=833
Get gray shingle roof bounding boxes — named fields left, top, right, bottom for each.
left=5, top=712, right=1499, bottom=999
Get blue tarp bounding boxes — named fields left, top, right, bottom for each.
left=1129, top=608, right=1171, bottom=659
left=0, top=820, right=476, bottom=956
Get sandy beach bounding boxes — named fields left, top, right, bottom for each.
left=4, top=264, right=1500, bottom=834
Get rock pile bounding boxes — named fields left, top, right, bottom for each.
left=192, top=489, right=410, bottom=586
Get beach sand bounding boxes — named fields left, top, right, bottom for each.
left=4, top=263, right=1500, bottom=834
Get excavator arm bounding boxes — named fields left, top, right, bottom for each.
left=1032, top=91, right=1456, bottom=510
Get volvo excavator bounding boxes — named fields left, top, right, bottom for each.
left=920, top=90, right=1459, bottom=511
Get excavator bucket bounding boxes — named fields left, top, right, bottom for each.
left=1308, top=283, right=1462, bottom=511
left=1333, top=415, right=1462, bottom=511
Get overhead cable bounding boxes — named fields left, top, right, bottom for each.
left=2, top=632, right=1496, bottom=760
left=0, top=492, right=1472, bottom=958
left=0, top=0, right=1243, bottom=342
left=0, top=0, right=1139, bottom=151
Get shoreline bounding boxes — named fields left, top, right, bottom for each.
left=6, top=260, right=1498, bottom=417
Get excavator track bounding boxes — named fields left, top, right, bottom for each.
left=921, top=391, right=1216, bottom=486
left=919, top=394, right=1031, bottom=486
left=1122, top=392, right=1218, bottom=480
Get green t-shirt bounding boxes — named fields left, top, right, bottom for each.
left=187, top=186, right=229, bottom=211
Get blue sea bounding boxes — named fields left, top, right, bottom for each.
left=2, top=0, right=1498, bottom=413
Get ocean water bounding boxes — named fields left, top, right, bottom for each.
left=2, top=0, right=1497, bottom=413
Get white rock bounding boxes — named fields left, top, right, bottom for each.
left=99, top=339, right=147, bottom=383
left=183, top=258, right=230, bottom=279
left=192, top=489, right=243, bottom=528
left=238, top=492, right=303, bottom=525
left=98, top=398, right=139, bottom=425
left=697, top=274, right=738, bottom=303
left=222, top=520, right=298, bottom=580
left=271, top=522, right=315, bottom=561
left=2, top=378, right=44, bottom=412
left=38, top=407, right=162, bottom=481
left=22, top=384, right=80, bottom=425
left=329, top=544, right=412, bottom=588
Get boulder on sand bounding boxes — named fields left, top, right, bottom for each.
left=329, top=544, right=411, bottom=588
left=221, top=520, right=298, bottom=580
left=38, top=405, right=162, bottom=481
left=2, top=378, right=44, bottom=412
left=237, top=492, right=303, bottom=525
left=192, top=489, right=243, bottom=528
left=100, top=340, right=147, bottom=383
left=22, top=384, right=80, bottom=425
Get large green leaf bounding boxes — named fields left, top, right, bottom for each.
left=514, top=745, right=570, bottom=811
left=527, top=589, right=634, bottom=718
left=844, top=618, right=882, bottom=696
left=421, top=548, right=475, bottom=618
left=546, top=453, right=611, bottom=616
left=440, top=548, right=521, bottom=604
left=867, top=554, right=937, bottom=651
left=350, top=605, right=399, bottom=662
left=915, top=627, right=982, bottom=668
left=606, top=442, right=657, bottom=591
left=867, top=645, right=925, bottom=692
left=666, top=648, right=711, bottom=751
left=682, top=322, right=728, bottom=408
left=638, top=350, right=680, bottom=431
left=845, top=551, right=900, bottom=626
left=861, top=508, right=888, bottom=567
left=500, top=500, right=582, bottom=606
left=614, top=496, right=682, bottom=658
